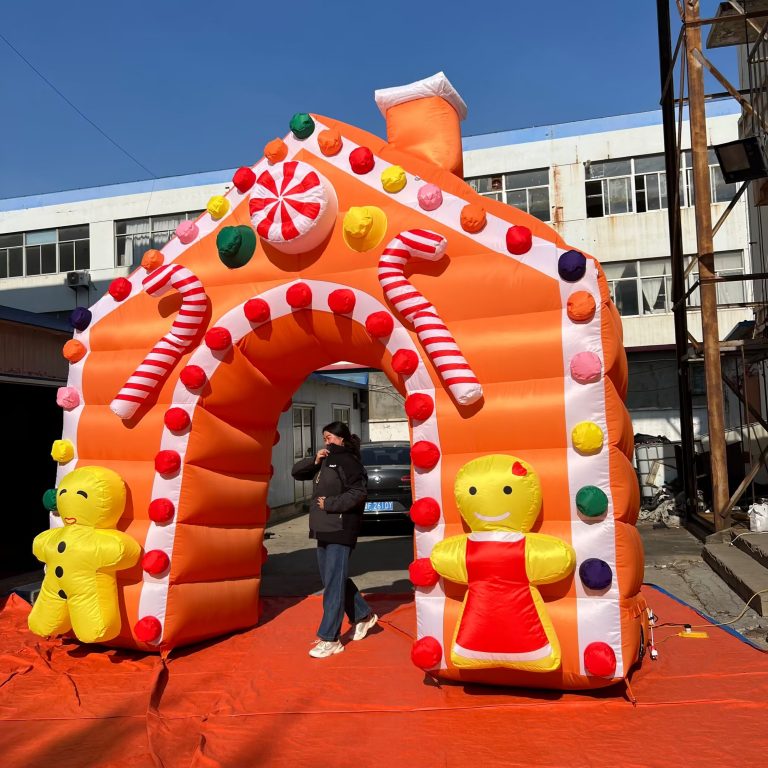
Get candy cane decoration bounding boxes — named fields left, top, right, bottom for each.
left=378, top=230, right=482, bottom=405
left=110, top=264, right=209, bottom=419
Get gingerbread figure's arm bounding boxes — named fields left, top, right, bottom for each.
left=430, top=535, right=469, bottom=585
left=93, top=530, right=142, bottom=571
left=525, top=534, right=576, bottom=586
left=32, top=529, right=58, bottom=564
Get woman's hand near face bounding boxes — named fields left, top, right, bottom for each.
left=315, top=448, right=329, bottom=464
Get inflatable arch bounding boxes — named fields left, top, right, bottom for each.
left=45, top=73, right=647, bottom=690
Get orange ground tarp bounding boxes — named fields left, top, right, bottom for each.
left=1, top=585, right=767, bottom=768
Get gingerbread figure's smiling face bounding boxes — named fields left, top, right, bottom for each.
left=454, top=455, right=542, bottom=533
left=57, top=466, right=127, bottom=528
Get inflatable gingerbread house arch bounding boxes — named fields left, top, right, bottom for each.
left=44, top=73, right=647, bottom=690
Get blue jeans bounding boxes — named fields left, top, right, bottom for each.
left=316, top=542, right=372, bottom=641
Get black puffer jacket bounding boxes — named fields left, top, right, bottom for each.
left=291, top=444, right=368, bottom=547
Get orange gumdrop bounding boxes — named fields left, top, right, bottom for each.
left=567, top=291, right=597, bottom=323
left=460, top=203, right=487, bottom=234
left=62, top=339, right=87, bottom=363
left=141, top=249, right=164, bottom=272
left=317, top=128, right=343, bottom=157
left=264, top=138, right=288, bottom=164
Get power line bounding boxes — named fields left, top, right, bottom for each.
left=0, top=31, right=157, bottom=179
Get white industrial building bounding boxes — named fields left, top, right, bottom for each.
left=0, top=173, right=367, bottom=520
left=462, top=101, right=752, bottom=441
left=0, top=103, right=753, bottom=519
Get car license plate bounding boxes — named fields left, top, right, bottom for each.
left=365, top=501, right=394, bottom=512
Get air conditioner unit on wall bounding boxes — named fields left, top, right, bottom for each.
left=66, top=270, right=90, bottom=288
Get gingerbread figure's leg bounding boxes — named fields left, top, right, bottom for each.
left=28, top=584, right=72, bottom=637
left=68, top=576, right=121, bottom=644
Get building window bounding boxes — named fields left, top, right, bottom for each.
left=604, top=251, right=744, bottom=316
left=685, top=250, right=746, bottom=307
left=293, top=406, right=315, bottom=460
left=115, top=211, right=203, bottom=268
left=466, top=169, right=550, bottom=221
left=0, top=226, right=89, bottom=280
left=332, top=406, right=351, bottom=426
left=683, top=150, right=740, bottom=205
left=585, top=151, right=739, bottom=218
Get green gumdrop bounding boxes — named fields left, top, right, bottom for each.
left=42, top=488, right=58, bottom=511
left=576, top=485, right=609, bottom=518
left=216, top=225, right=256, bottom=269
left=289, top=112, right=315, bottom=139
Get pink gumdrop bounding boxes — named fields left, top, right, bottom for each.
left=56, top=386, right=81, bottom=410
left=176, top=220, right=199, bottom=244
left=570, top=351, right=602, bottom=384
left=417, top=183, right=443, bottom=211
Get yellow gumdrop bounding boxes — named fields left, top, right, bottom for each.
left=51, top=439, right=75, bottom=464
left=381, top=165, right=407, bottom=193
left=342, top=206, right=388, bottom=252
left=571, top=422, right=604, bottom=455
left=207, top=195, right=230, bottom=219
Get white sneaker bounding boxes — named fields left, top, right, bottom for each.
left=352, top=613, right=378, bottom=641
left=309, top=639, right=344, bottom=658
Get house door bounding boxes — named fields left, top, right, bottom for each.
left=293, top=405, right=315, bottom=502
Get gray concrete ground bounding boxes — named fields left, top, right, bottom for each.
left=640, top=520, right=768, bottom=649
left=4, top=514, right=768, bottom=650
left=261, top=514, right=768, bottom=649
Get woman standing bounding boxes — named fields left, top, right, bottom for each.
left=291, top=421, right=378, bottom=658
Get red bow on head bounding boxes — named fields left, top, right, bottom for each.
left=512, top=461, right=527, bottom=476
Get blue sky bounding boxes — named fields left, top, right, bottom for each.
left=1, top=1, right=739, bottom=198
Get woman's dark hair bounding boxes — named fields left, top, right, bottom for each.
left=322, top=421, right=361, bottom=456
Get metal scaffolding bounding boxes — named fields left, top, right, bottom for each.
left=656, top=0, right=768, bottom=532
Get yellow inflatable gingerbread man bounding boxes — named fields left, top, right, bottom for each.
left=28, top=466, right=141, bottom=644
left=430, top=455, right=575, bottom=672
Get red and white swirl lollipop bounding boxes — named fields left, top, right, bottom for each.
left=249, top=160, right=338, bottom=254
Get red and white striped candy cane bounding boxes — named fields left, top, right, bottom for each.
left=378, top=229, right=482, bottom=405
left=110, top=264, right=208, bottom=419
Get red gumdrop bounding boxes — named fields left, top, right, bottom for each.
left=142, top=549, right=170, bottom=575
left=232, top=166, right=256, bottom=193
left=409, top=558, right=440, bottom=587
left=134, top=616, right=162, bottom=643
left=411, top=440, right=440, bottom=470
left=365, top=311, right=394, bottom=338
left=148, top=498, right=175, bottom=523
left=409, top=497, right=440, bottom=526
left=155, top=450, right=181, bottom=475
left=180, top=365, right=206, bottom=389
left=411, top=636, right=442, bottom=670
left=205, top=327, right=232, bottom=350
left=349, top=146, right=375, bottom=174
left=328, top=288, right=356, bottom=314
left=108, top=277, right=132, bottom=301
left=584, top=641, right=617, bottom=677
left=286, top=282, right=312, bottom=308
left=164, top=407, right=190, bottom=431
left=244, top=298, right=271, bottom=322
left=261, top=545, right=269, bottom=564
left=506, top=225, right=532, bottom=255
left=404, top=393, right=434, bottom=421
left=392, top=349, right=419, bottom=375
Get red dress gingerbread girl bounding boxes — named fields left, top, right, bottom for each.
left=430, top=455, right=575, bottom=672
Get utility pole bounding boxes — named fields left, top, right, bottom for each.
left=685, top=0, right=731, bottom=530
left=657, top=0, right=698, bottom=519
